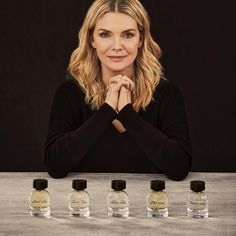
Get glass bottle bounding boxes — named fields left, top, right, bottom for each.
left=68, top=179, right=90, bottom=217
left=29, top=179, right=51, bottom=216
left=107, top=180, right=129, bottom=217
left=146, top=180, right=168, bottom=217
left=187, top=180, right=208, bottom=218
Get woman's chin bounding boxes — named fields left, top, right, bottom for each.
left=106, top=65, right=128, bottom=73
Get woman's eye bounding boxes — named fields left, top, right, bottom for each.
left=124, top=33, right=134, bottom=38
left=99, top=32, right=134, bottom=38
left=99, top=32, right=110, bottom=38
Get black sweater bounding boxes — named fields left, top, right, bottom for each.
left=44, top=77, right=192, bottom=180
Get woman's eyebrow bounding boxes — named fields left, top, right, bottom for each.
left=97, top=28, right=137, bottom=33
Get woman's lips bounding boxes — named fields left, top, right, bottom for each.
left=108, top=56, right=127, bottom=62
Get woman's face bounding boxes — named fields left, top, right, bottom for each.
left=92, top=12, right=142, bottom=75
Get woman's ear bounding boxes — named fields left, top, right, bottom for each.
left=91, top=41, right=96, bottom=48
left=138, top=41, right=142, bottom=48
left=138, top=35, right=143, bottom=48
left=91, top=37, right=96, bottom=48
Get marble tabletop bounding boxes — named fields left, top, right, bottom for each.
left=0, top=172, right=235, bottom=236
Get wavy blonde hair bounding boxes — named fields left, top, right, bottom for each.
left=68, top=0, right=163, bottom=111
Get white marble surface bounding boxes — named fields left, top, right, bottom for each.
left=0, top=172, right=235, bottom=236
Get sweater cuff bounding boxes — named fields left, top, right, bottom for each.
left=118, top=103, right=135, bottom=121
left=101, top=103, right=118, bottom=118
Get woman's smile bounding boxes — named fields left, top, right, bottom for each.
left=108, top=55, right=127, bottom=62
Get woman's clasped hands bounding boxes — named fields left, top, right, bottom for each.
left=105, top=75, right=135, bottom=113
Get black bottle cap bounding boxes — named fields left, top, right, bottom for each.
left=111, top=180, right=126, bottom=191
left=150, top=180, right=165, bottom=191
left=72, top=179, right=87, bottom=190
left=190, top=180, right=205, bottom=192
left=33, top=179, right=48, bottom=190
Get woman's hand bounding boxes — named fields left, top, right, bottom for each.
left=105, top=75, right=134, bottom=133
left=117, top=84, right=131, bottom=112
left=105, top=75, right=132, bottom=112
left=117, top=75, right=134, bottom=112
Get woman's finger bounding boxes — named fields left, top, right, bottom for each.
left=121, top=75, right=135, bottom=91
left=111, top=80, right=130, bottom=92
left=108, top=75, right=123, bottom=85
left=107, top=75, right=135, bottom=92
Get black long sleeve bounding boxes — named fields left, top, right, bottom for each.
left=118, top=84, right=191, bottom=180
left=44, top=81, right=117, bottom=178
left=44, top=78, right=191, bottom=180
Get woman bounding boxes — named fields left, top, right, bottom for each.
left=44, top=0, right=192, bottom=180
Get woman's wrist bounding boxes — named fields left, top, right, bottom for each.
left=104, top=102, right=118, bottom=113
left=118, top=103, right=132, bottom=113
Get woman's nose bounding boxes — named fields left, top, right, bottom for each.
left=112, top=37, right=122, bottom=51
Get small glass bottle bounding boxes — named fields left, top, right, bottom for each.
left=29, top=179, right=51, bottom=216
left=68, top=179, right=90, bottom=217
left=146, top=180, right=168, bottom=217
left=107, top=180, right=129, bottom=217
left=187, top=180, right=208, bottom=218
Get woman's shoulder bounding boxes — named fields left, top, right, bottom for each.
left=154, top=78, right=183, bottom=99
left=55, top=72, right=84, bottom=97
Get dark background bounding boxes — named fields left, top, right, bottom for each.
left=0, top=1, right=235, bottom=172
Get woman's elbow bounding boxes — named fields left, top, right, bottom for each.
left=166, top=167, right=190, bottom=181
left=44, top=154, right=68, bottom=179
left=46, top=168, right=68, bottom=179
left=166, top=154, right=191, bottom=181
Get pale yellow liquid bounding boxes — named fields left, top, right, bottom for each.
left=147, top=191, right=168, bottom=217
left=147, top=191, right=168, bottom=209
left=29, top=190, right=51, bottom=216
left=68, top=190, right=90, bottom=217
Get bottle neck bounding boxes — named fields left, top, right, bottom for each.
left=151, top=189, right=165, bottom=192
left=112, top=189, right=125, bottom=192
left=191, top=190, right=204, bottom=194
left=73, top=189, right=86, bottom=192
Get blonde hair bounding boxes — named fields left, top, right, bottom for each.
left=68, top=0, right=163, bottom=111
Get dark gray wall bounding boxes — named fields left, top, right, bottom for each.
left=0, top=1, right=235, bottom=171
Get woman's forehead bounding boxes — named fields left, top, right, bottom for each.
left=94, top=12, right=138, bottom=31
